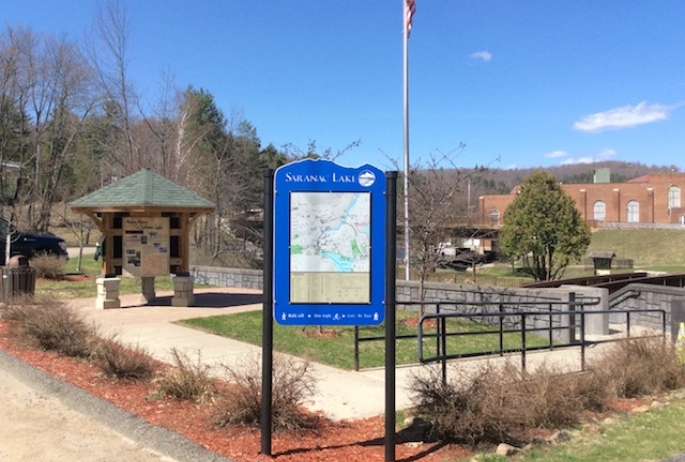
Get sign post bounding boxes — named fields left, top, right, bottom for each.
left=384, top=171, right=398, bottom=462
left=263, top=159, right=397, bottom=461
left=261, top=170, right=274, bottom=456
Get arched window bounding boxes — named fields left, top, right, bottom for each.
left=489, top=209, right=500, bottom=226
left=593, top=201, right=606, bottom=221
left=669, top=186, right=681, bottom=209
left=627, top=200, right=639, bottom=223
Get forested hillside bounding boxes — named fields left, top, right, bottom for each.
left=466, top=161, right=679, bottom=198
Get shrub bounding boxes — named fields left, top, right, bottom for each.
left=1, top=295, right=40, bottom=322
left=91, top=336, right=157, bottom=381
left=212, top=353, right=318, bottom=432
left=154, top=348, right=215, bottom=403
left=30, top=254, right=66, bottom=279
left=514, top=363, right=594, bottom=428
left=410, top=361, right=598, bottom=447
left=411, top=338, right=685, bottom=447
left=3, top=298, right=95, bottom=357
left=411, top=363, right=531, bottom=446
left=589, top=337, right=685, bottom=398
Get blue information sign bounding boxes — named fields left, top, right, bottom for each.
left=273, top=159, right=386, bottom=326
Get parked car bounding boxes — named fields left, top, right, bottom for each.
left=0, top=217, right=68, bottom=264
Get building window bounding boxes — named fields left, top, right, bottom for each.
left=489, top=209, right=500, bottom=226
left=627, top=200, right=639, bottom=223
left=669, top=186, right=681, bottom=209
left=593, top=201, right=606, bottom=221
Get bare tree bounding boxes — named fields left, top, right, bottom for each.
left=87, top=0, right=140, bottom=177
left=0, top=26, right=96, bottom=231
left=409, top=150, right=468, bottom=305
left=139, top=70, right=180, bottom=179
left=33, top=36, right=97, bottom=231
left=388, top=144, right=487, bottom=311
left=0, top=26, right=30, bottom=225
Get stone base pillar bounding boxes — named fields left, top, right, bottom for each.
left=141, top=277, right=156, bottom=303
left=96, top=277, right=121, bottom=309
left=172, top=275, right=195, bottom=307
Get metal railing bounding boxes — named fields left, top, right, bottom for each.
left=418, top=305, right=666, bottom=383
left=352, top=298, right=667, bottom=379
left=353, top=297, right=596, bottom=371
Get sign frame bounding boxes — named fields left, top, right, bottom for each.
left=273, top=159, right=386, bottom=326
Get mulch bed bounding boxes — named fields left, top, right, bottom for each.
left=0, top=319, right=470, bottom=462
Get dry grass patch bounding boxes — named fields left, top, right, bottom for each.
left=30, top=253, right=66, bottom=279
left=154, top=348, right=215, bottom=403
left=589, top=337, right=685, bottom=398
left=91, top=336, right=158, bottom=381
left=212, top=353, right=319, bottom=432
left=1, top=296, right=95, bottom=357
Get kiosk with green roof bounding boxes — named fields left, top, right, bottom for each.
left=69, top=169, right=215, bottom=308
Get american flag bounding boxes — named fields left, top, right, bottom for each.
left=406, top=0, right=416, bottom=37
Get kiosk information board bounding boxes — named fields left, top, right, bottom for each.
left=122, top=217, right=170, bottom=277
left=274, top=159, right=386, bottom=326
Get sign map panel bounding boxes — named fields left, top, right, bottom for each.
left=290, top=192, right=371, bottom=304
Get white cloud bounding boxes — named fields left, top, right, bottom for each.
left=470, top=50, right=492, bottom=62
left=560, top=157, right=596, bottom=165
left=504, top=163, right=517, bottom=170
left=558, top=149, right=617, bottom=165
left=573, top=101, right=674, bottom=133
left=545, top=150, right=568, bottom=158
left=597, top=148, right=617, bottom=159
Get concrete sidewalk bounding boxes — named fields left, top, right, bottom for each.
left=69, top=287, right=607, bottom=421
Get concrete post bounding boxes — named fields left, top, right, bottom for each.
left=584, top=287, right=610, bottom=336
left=558, top=286, right=609, bottom=336
left=172, top=275, right=195, bottom=307
left=96, top=277, right=121, bottom=309
left=670, top=298, right=685, bottom=343
left=671, top=298, right=685, bottom=364
left=141, top=276, right=156, bottom=303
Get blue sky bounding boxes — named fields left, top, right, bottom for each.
left=3, top=1, right=685, bottom=171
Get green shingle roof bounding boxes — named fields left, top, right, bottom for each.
left=69, top=169, right=215, bottom=211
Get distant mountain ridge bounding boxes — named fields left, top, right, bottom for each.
left=469, top=160, right=680, bottom=196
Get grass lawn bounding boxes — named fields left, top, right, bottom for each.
left=33, top=254, right=206, bottom=299
left=178, top=310, right=552, bottom=370
left=35, top=275, right=177, bottom=300
left=479, top=397, right=685, bottom=462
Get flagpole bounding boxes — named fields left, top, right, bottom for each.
left=402, top=0, right=411, bottom=281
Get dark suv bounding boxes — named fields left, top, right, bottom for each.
left=0, top=217, right=68, bottom=263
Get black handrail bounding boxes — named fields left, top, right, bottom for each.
left=417, top=308, right=667, bottom=375
left=353, top=297, right=601, bottom=370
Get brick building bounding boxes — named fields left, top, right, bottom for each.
left=479, top=170, right=685, bottom=229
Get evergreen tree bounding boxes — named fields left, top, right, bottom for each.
left=499, top=170, right=591, bottom=281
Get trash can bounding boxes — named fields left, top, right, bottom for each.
left=1, top=255, right=35, bottom=304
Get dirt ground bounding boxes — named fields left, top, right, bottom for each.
left=0, top=350, right=231, bottom=462
left=0, top=367, right=172, bottom=461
